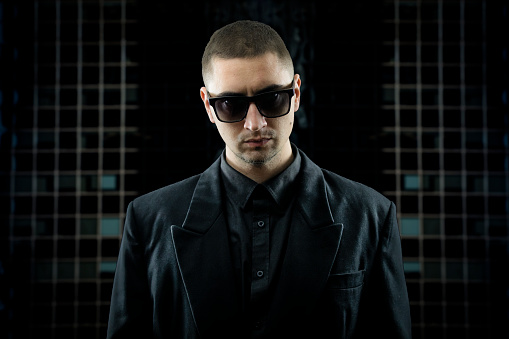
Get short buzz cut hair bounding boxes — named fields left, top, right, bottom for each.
left=201, top=20, right=294, bottom=85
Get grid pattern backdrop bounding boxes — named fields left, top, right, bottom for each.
left=2, top=1, right=140, bottom=338
left=0, top=1, right=508, bottom=338
left=380, top=1, right=508, bottom=338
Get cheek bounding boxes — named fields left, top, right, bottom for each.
left=282, top=114, right=295, bottom=132
left=268, top=116, right=293, bottom=141
left=215, top=123, right=240, bottom=143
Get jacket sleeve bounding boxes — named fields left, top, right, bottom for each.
left=106, top=201, right=152, bottom=339
left=358, top=201, right=412, bottom=338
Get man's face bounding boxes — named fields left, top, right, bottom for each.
left=200, top=52, right=301, bottom=168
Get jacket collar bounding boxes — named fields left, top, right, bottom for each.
left=181, top=147, right=334, bottom=232
left=220, top=145, right=302, bottom=210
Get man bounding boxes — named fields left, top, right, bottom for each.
left=107, top=20, right=411, bottom=338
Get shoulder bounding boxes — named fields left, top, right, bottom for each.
left=322, top=168, right=391, bottom=209
left=297, top=147, right=392, bottom=214
left=319, top=167, right=394, bottom=230
left=134, top=174, right=200, bottom=206
left=319, top=168, right=396, bottom=246
left=126, top=156, right=222, bottom=228
left=129, top=174, right=201, bottom=226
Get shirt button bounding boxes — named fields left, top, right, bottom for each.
left=257, top=221, right=265, bottom=228
left=254, top=320, right=263, bottom=330
left=256, top=270, right=264, bottom=278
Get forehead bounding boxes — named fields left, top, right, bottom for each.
left=207, top=53, right=292, bottom=94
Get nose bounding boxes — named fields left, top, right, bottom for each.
left=243, top=102, right=267, bottom=131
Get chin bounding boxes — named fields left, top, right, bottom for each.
left=238, top=149, right=279, bottom=166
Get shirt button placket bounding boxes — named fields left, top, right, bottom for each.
left=251, top=190, right=270, bottom=305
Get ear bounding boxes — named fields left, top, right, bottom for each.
left=200, top=87, right=216, bottom=124
left=293, top=74, right=302, bottom=112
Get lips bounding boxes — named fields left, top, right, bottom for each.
left=244, top=137, right=271, bottom=147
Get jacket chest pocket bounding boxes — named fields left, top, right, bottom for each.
left=326, top=270, right=365, bottom=290
left=324, top=270, right=365, bottom=308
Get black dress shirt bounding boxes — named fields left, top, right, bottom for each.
left=220, top=146, right=302, bottom=336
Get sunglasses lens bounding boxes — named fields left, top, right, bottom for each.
left=257, top=92, right=290, bottom=117
left=214, top=98, right=247, bottom=122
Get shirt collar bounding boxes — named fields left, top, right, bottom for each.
left=220, top=144, right=302, bottom=210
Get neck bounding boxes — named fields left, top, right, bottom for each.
left=225, top=141, right=294, bottom=184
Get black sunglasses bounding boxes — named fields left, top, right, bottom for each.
left=207, top=80, right=295, bottom=123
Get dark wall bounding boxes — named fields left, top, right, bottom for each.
left=136, top=0, right=385, bottom=194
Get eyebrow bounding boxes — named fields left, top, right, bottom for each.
left=213, top=83, right=287, bottom=98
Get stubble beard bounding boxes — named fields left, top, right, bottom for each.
left=233, top=145, right=279, bottom=167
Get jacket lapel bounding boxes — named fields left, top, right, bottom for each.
left=171, top=150, right=344, bottom=335
left=266, top=151, right=344, bottom=330
left=171, top=158, right=240, bottom=336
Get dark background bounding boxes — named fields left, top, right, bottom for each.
left=1, top=0, right=508, bottom=338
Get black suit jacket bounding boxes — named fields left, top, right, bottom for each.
left=107, top=149, right=412, bottom=338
